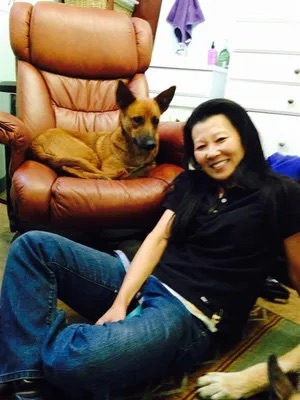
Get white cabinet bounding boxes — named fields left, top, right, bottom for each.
left=225, top=0, right=300, bottom=157
left=248, top=112, right=300, bottom=157
left=146, top=62, right=228, bottom=122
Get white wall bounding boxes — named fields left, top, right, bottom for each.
left=0, top=0, right=58, bottom=82
left=0, top=2, right=14, bottom=185
left=151, top=0, right=237, bottom=68
left=0, top=9, right=16, bottom=81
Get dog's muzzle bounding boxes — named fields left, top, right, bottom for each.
left=133, top=137, right=157, bottom=150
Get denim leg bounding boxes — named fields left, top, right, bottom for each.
left=0, top=231, right=215, bottom=399
left=0, top=231, right=125, bottom=383
left=41, top=276, right=215, bottom=400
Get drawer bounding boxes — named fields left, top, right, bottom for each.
left=248, top=112, right=300, bottom=157
left=226, top=81, right=300, bottom=114
left=235, top=0, right=300, bottom=20
left=146, top=68, right=227, bottom=99
left=228, top=53, right=300, bottom=84
left=232, top=22, right=300, bottom=53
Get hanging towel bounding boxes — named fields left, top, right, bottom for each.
left=166, top=0, right=205, bottom=48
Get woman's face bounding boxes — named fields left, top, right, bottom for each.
left=192, top=114, right=245, bottom=182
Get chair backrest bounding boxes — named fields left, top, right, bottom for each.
left=9, top=1, right=153, bottom=137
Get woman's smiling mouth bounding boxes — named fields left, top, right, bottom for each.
left=210, top=160, right=228, bottom=169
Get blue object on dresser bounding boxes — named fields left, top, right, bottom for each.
left=267, top=152, right=300, bottom=180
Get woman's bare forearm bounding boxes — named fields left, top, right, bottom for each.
left=114, top=232, right=168, bottom=307
left=113, top=209, right=174, bottom=309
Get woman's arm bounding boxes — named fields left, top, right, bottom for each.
left=283, top=232, right=300, bottom=295
left=96, top=209, right=175, bottom=324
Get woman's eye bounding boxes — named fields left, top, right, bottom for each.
left=216, top=137, right=226, bottom=143
left=196, top=145, right=206, bottom=151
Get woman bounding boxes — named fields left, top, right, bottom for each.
left=0, top=99, right=300, bottom=400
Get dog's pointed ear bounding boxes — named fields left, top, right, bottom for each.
left=154, top=86, right=176, bottom=114
left=268, top=355, right=295, bottom=400
left=116, top=80, right=136, bottom=110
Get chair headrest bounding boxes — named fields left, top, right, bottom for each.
left=10, top=1, right=153, bottom=79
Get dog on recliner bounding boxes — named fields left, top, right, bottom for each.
left=30, top=81, right=176, bottom=179
left=197, top=344, right=300, bottom=399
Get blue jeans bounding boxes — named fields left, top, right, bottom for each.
left=0, top=231, right=216, bottom=399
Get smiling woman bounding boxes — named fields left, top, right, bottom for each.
left=192, top=114, right=245, bottom=182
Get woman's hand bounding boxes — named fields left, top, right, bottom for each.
left=95, top=302, right=127, bottom=325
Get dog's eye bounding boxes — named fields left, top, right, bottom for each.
left=151, top=116, right=159, bottom=126
left=132, top=116, right=144, bottom=125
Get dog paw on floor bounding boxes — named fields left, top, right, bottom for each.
left=197, top=344, right=300, bottom=400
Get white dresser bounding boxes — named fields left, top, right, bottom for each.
left=225, top=0, right=300, bottom=157
left=146, top=61, right=228, bottom=122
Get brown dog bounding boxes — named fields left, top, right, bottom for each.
left=30, top=81, right=176, bottom=179
left=197, top=344, right=300, bottom=399
left=268, top=353, right=300, bottom=400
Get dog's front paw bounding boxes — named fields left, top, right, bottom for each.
left=197, top=372, right=246, bottom=400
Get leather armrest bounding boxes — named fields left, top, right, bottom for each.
left=157, top=121, right=185, bottom=168
left=11, top=160, right=57, bottom=225
left=0, top=111, right=33, bottom=175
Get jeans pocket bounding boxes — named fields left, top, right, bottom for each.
left=175, top=318, right=216, bottom=372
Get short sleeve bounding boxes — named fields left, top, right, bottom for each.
left=162, top=171, right=189, bottom=212
left=278, top=179, right=300, bottom=239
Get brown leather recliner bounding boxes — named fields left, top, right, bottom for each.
left=0, top=1, right=184, bottom=242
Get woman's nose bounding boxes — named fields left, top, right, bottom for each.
left=206, top=145, right=221, bottom=158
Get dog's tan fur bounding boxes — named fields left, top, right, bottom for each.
left=30, top=81, right=176, bottom=179
left=268, top=353, right=300, bottom=400
left=197, top=344, right=300, bottom=399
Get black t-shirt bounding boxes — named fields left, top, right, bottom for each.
left=153, top=171, right=300, bottom=336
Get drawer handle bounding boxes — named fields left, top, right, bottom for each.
left=295, top=69, right=300, bottom=75
left=278, top=142, right=285, bottom=147
left=287, top=99, right=294, bottom=104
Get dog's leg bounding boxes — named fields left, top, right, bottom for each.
left=61, top=166, right=109, bottom=180
left=59, top=157, right=110, bottom=179
left=268, top=354, right=296, bottom=400
left=197, top=344, right=300, bottom=400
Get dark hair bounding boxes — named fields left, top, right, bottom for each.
left=170, top=98, right=286, bottom=242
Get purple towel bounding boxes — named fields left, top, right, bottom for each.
left=166, top=0, right=205, bottom=45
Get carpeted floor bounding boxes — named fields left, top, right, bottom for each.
left=121, top=308, right=300, bottom=400
left=0, top=197, right=299, bottom=400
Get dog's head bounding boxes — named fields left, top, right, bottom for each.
left=268, top=354, right=300, bottom=400
left=116, top=80, right=176, bottom=151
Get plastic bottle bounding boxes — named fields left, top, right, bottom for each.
left=217, top=41, right=230, bottom=68
left=207, top=42, right=218, bottom=65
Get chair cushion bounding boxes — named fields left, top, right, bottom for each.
left=11, top=161, right=183, bottom=230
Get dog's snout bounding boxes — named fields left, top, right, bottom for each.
left=143, top=140, right=156, bottom=150
left=134, top=137, right=157, bottom=150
